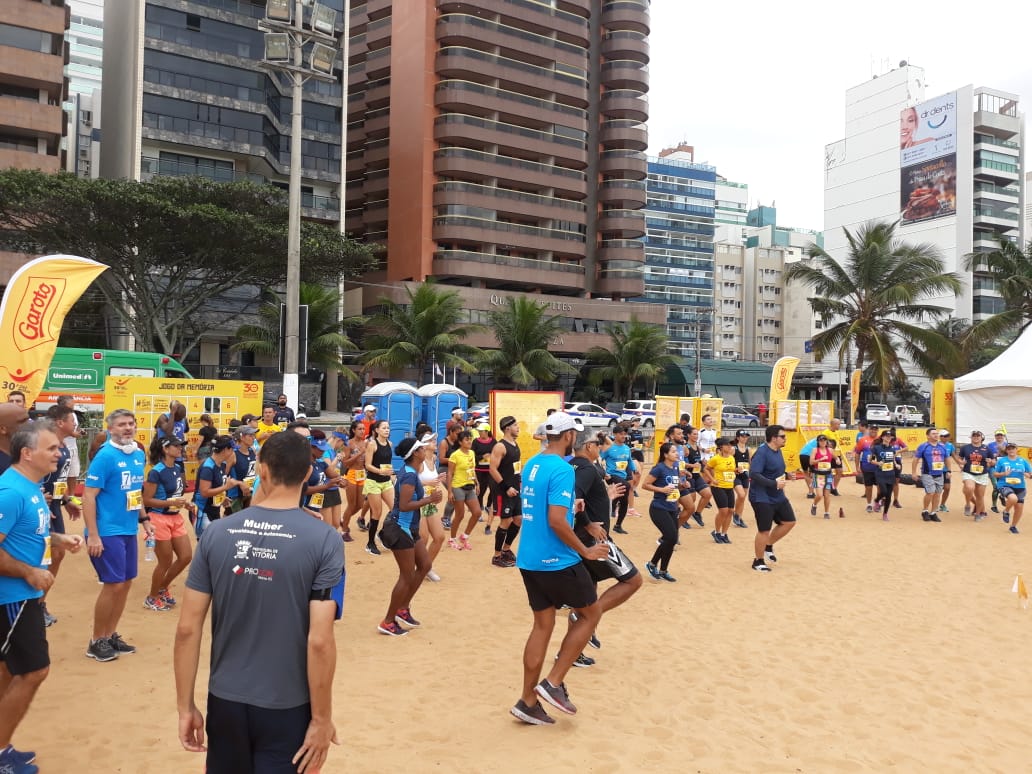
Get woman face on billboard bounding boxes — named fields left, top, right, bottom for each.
left=900, top=107, right=920, bottom=148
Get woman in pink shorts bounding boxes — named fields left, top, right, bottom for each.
left=141, top=436, right=196, bottom=611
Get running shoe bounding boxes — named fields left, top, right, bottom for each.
left=680, top=521, right=692, bottom=530
left=588, top=632, right=602, bottom=650
left=459, top=535, right=473, bottom=551
left=921, top=511, right=931, bottom=522
left=764, top=549, right=777, bottom=564
left=492, top=555, right=515, bottom=568
left=831, top=488, right=840, bottom=496
left=711, top=530, right=722, bottom=544
left=719, top=533, right=731, bottom=544
left=426, top=569, right=442, bottom=582
left=806, top=492, right=815, bottom=499
left=341, top=529, right=354, bottom=543
left=108, top=633, right=136, bottom=655
left=143, top=596, right=171, bottom=611
left=0, top=744, right=36, bottom=767
left=865, top=505, right=873, bottom=513
left=365, top=544, right=382, bottom=556
left=510, top=699, right=555, bottom=726
left=823, top=513, right=830, bottom=520
left=810, top=503, right=817, bottom=517
left=501, top=549, right=517, bottom=563
left=839, top=508, right=845, bottom=519
left=893, top=501, right=902, bottom=509
left=378, top=621, right=408, bottom=636
left=751, top=559, right=772, bottom=573
left=628, top=507, right=640, bottom=518
left=964, top=505, right=972, bottom=517
left=395, top=608, right=421, bottom=628
left=613, top=525, right=628, bottom=535
left=929, top=513, right=942, bottom=522
left=1010, top=526, right=1020, bottom=534
left=448, top=537, right=461, bottom=550
left=571, top=653, right=595, bottom=668
left=939, top=505, right=949, bottom=513
left=41, top=603, right=57, bottom=627
left=357, top=516, right=368, bottom=531
left=991, top=505, right=1000, bottom=514
left=535, top=680, right=577, bottom=715
left=882, top=514, right=890, bottom=521
left=645, top=561, right=662, bottom=580
left=732, top=515, right=748, bottom=528
left=1003, top=512, right=1011, bottom=523
left=484, top=524, right=492, bottom=535
left=692, top=512, right=704, bottom=527
left=658, top=571, right=677, bottom=582
left=158, top=588, right=177, bottom=607
left=441, top=516, right=452, bottom=530
left=974, top=513, right=986, bottom=522
left=86, top=638, right=118, bottom=662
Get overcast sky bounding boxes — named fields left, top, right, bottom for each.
left=646, top=0, right=1032, bottom=231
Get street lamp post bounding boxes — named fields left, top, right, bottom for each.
left=261, top=0, right=341, bottom=411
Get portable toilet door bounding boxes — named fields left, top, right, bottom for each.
left=417, top=384, right=468, bottom=440
left=360, top=382, right=420, bottom=465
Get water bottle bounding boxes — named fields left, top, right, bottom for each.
left=144, top=536, right=156, bottom=562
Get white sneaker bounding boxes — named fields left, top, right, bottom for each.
left=764, top=550, right=778, bottom=563
left=426, top=569, right=441, bottom=582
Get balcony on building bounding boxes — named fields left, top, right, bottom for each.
left=433, top=113, right=588, bottom=168
left=598, top=209, right=645, bottom=238
left=432, top=249, right=586, bottom=291
left=973, top=89, right=1021, bottom=140
left=433, top=181, right=587, bottom=226
left=599, top=149, right=647, bottom=178
left=434, top=80, right=589, bottom=132
left=598, top=239, right=644, bottom=264
left=600, top=30, right=649, bottom=62
left=600, top=0, right=651, bottom=35
left=599, top=178, right=646, bottom=207
left=600, top=89, right=648, bottom=122
left=433, top=147, right=587, bottom=198
left=600, top=59, right=649, bottom=92
left=437, top=14, right=589, bottom=67
left=599, top=119, right=647, bottom=150
left=436, top=47, right=589, bottom=105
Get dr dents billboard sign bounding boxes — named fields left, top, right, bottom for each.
left=900, top=92, right=958, bottom=225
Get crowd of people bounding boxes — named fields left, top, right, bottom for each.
left=0, top=389, right=1030, bottom=770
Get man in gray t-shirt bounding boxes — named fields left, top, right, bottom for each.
left=175, top=431, right=345, bottom=774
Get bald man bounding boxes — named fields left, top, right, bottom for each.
left=0, top=403, right=31, bottom=475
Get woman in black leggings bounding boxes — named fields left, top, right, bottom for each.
left=643, top=442, right=682, bottom=582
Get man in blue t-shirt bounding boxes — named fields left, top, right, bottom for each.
left=0, top=421, right=83, bottom=771
left=511, top=412, right=608, bottom=727
left=82, top=409, right=151, bottom=663
left=911, top=428, right=950, bottom=521
left=747, top=424, right=797, bottom=573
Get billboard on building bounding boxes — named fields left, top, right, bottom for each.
left=900, top=92, right=958, bottom=225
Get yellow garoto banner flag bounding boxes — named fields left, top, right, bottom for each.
left=768, top=356, right=799, bottom=408
left=0, top=254, right=108, bottom=405
left=849, top=368, right=862, bottom=425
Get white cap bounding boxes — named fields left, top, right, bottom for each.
left=364, top=404, right=376, bottom=412
left=451, top=407, right=464, bottom=416
left=543, top=412, right=584, bottom=434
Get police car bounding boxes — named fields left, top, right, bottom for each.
left=564, top=402, right=621, bottom=429
left=620, top=399, right=656, bottom=428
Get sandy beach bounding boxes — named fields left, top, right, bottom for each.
left=17, top=478, right=1032, bottom=773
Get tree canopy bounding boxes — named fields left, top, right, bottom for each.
left=586, top=315, right=676, bottom=401
left=0, top=170, right=376, bottom=358
left=478, top=297, right=575, bottom=386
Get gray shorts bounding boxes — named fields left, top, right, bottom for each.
left=920, top=474, right=944, bottom=494
left=451, top=486, right=478, bottom=502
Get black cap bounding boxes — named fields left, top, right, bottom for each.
left=161, top=436, right=185, bottom=448
left=735, top=429, right=750, bottom=437
left=212, top=435, right=234, bottom=451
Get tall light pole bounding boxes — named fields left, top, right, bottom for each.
left=261, top=0, right=341, bottom=411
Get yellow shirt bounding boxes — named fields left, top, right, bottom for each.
left=449, top=448, right=476, bottom=489
left=256, top=422, right=281, bottom=446
left=706, top=454, right=738, bottom=489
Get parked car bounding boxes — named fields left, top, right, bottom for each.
left=620, top=399, right=656, bottom=427
left=865, top=403, right=892, bottom=424
left=892, top=405, right=924, bottom=426
left=466, top=402, right=489, bottom=422
left=722, top=405, right=760, bottom=428
left=564, top=402, right=621, bottom=428
left=605, top=402, right=625, bottom=415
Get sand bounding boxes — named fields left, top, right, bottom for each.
left=17, top=479, right=1032, bottom=773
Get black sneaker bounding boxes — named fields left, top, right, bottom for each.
left=658, top=571, right=677, bottom=582
left=572, top=653, right=595, bottom=668
left=752, top=559, right=772, bottom=573
left=806, top=492, right=815, bottom=499
left=831, top=488, right=840, bottom=496
left=612, top=524, right=628, bottom=535
left=719, top=532, right=731, bottom=544
left=711, top=530, right=722, bottom=544
left=365, top=544, right=381, bottom=556
left=929, top=513, right=942, bottom=522
left=86, top=638, right=118, bottom=662
left=535, top=679, right=577, bottom=715
left=510, top=699, right=555, bottom=726
left=732, top=515, right=748, bottom=529
left=588, top=632, right=601, bottom=650
left=108, top=632, right=136, bottom=655
left=501, top=549, right=517, bottom=563
left=921, top=511, right=930, bottom=522
left=692, top=512, right=704, bottom=527
left=356, top=516, right=368, bottom=531
left=680, top=520, right=692, bottom=530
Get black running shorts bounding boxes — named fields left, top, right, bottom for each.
left=519, top=564, right=598, bottom=612
left=0, top=598, right=49, bottom=676
left=799, top=454, right=811, bottom=472
left=494, top=492, right=521, bottom=520
left=711, top=487, right=735, bottom=509
left=379, top=519, right=417, bottom=551
left=750, top=500, right=796, bottom=533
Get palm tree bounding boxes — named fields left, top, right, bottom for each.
left=785, top=220, right=963, bottom=395
left=586, top=316, right=677, bottom=401
left=962, top=238, right=1032, bottom=341
left=477, top=297, right=576, bottom=387
left=232, top=282, right=364, bottom=380
left=360, top=281, right=484, bottom=377
left=928, top=316, right=1012, bottom=377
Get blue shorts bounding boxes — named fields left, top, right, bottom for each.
left=89, top=534, right=139, bottom=584
left=998, top=487, right=1026, bottom=504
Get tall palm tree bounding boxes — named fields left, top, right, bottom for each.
left=360, top=281, right=484, bottom=377
left=477, top=297, right=576, bottom=387
left=962, top=238, right=1032, bottom=340
left=232, top=282, right=364, bottom=380
left=785, top=220, right=964, bottom=394
left=586, top=316, right=677, bottom=401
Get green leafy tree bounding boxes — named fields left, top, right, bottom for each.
left=586, top=315, right=677, bottom=401
left=0, top=170, right=376, bottom=358
left=962, top=238, right=1032, bottom=342
left=360, top=281, right=484, bottom=377
left=926, top=316, right=1010, bottom=377
left=231, top=282, right=365, bottom=381
left=477, top=297, right=575, bottom=387
left=785, top=220, right=963, bottom=394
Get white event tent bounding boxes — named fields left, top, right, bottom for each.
left=954, top=324, right=1032, bottom=447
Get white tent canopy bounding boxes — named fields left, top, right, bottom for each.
left=954, top=325, right=1032, bottom=446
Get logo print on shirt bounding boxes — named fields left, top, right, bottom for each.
left=234, top=540, right=251, bottom=559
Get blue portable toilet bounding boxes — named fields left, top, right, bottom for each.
left=360, top=382, right=420, bottom=466
left=417, top=384, right=468, bottom=441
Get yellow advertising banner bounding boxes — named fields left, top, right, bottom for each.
left=849, top=368, right=861, bottom=425
left=489, top=390, right=564, bottom=467
left=769, top=356, right=799, bottom=424
left=0, top=255, right=107, bottom=404
left=105, top=376, right=263, bottom=479
left=931, top=379, right=955, bottom=436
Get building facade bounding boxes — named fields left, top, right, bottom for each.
left=63, top=0, right=102, bottom=177
left=343, top=0, right=664, bottom=365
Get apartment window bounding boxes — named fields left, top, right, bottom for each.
left=186, top=13, right=202, bottom=31
left=80, top=110, right=92, bottom=126
left=77, top=160, right=91, bottom=176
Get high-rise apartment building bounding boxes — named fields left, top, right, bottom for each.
left=342, top=0, right=664, bottom=364
left=63, top=0, right=102, bottom=178
left=0, top=0, right=69, bottom=284
left=633, top=145, right=715, bottom=359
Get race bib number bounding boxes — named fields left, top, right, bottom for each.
left=354, top=469, right=366, bottom=483
left=278, top=420, right=288, bottom=428
left=678, top=460, right=686, bottom=472
left=309, top=492, right=324, bottom=509
left=479, top=455, right=490, bottom=465
left=737, top=462, right=749, bottom=472
left=931, top=461, right=944, bottom=471
left=53, top=481, right=68, bottom=498
left=666, top=490, right=680, bottom=502
left=970, top=464, right=984, bottom=474
left=244, top=476, right=256, bottom=489
left=616, top=460, right=628, bottom=471
left=1006, top=476, right=1022, bottom=485
left=881, top=462, right=895, bottom=472
left=126, top=490, right=142, bottom=510
left=722, top=471, right=736, bottom=483
left=212, top=492, right=226, bottom=507
left=42, top=535, right=52, bottom=567
left=513, top=461, right=522, bottom=475
left=817, top=461, right=831, bottom=471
